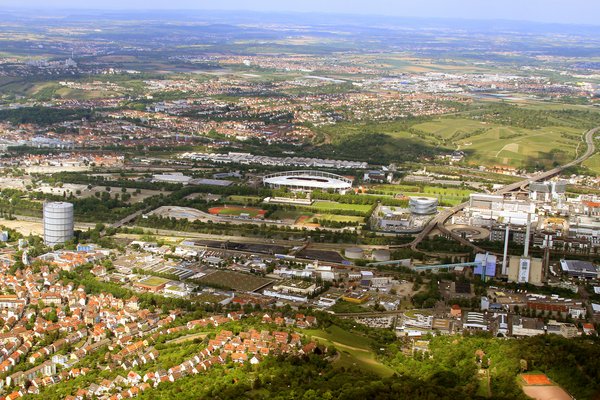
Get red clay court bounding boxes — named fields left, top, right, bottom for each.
left=208, top=206, right=266, bottom=218
left=521, top=374, right=553, bottom=386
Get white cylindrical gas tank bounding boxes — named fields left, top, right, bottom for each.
left=43, top=202, right=74, bottom=246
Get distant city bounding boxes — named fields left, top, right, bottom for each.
left=0, top=6, right=598, bottom=400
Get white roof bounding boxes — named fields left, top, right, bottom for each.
left=263, top=174, right=351, bottom=190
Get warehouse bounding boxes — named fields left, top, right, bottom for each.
left=560, top=259, right=598, bottom=279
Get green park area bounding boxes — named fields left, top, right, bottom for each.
left=316, top=105, right=600, bottom=169
left=305, top=325, right=395, bottom=377
left=307, top=201, right=373, bottom=214
left=308, top=214, right=365, bottom=224
left=412, top=118, right=586, bottom=169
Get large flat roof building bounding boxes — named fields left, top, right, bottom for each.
left=560, top=259, right=598, bottom=279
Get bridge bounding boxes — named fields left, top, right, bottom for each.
left=411, top=261, right=482, bottom=272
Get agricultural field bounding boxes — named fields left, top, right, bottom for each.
left=196, top=270, right=273, bottom=292
left=305, top=325, right=395, bottom=377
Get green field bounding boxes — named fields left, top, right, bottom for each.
left=583, top=152, right=600, bottom=175
left=139, top=276, right=171, bottom=287
left=414, top=118, right=585, bottom=169
left=317, top=109, right=594, bottom=169
left=308, top=201, right=373, bottom=213
left=227, top=195, right=263, bottom=204
left=461, top=126, right=583, bottom=168
left=305, top=325, right=394, bottom=377
left=412, top=118, right=491, bottom=142
left=270, top=209, right=313, bottom=221
left=308, top=214, right=365, bottom=223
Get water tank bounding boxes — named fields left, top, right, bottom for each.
left=345, top=247, right=364, bottom=259
left=43, top=202, right=74, bottom=246
left=409, top=197, right=438, bottom=215
left=372, top=249, right=391, bottom=262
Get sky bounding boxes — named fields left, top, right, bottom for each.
left=4, top=0, right=600, bottom=26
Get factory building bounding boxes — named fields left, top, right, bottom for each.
left=466, top=194, right=536, bottom=226
left=560, top=260, right=598, bottom=279
left=529, top=180, right=567, bottom=203
left=568, top=215, right=600, bottom=248
left=507, top=256, right=543, bottom=285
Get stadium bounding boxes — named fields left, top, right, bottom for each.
left=263, top=170, right=353, bottom=193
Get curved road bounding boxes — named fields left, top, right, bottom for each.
left=395, top=126, right=598, bottom=252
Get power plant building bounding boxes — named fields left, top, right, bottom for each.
left=43, top=202, right=74, bottom=247
left=466, top=194, right=536, bottom=226
left=507, top=256, right=543, bottom=285
left=529, top=181, right=567, bottom=202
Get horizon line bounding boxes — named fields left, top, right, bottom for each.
left=3, top=7, right=600, bottom=28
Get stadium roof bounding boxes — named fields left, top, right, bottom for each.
left=263, top=170, right=352, bottom=191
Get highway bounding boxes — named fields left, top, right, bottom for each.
left=396, top=126, right=599, bottom=252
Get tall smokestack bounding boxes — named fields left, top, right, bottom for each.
left=502, top=222, right=510, bottom=275
left=523, top=213, right=531, bottom=258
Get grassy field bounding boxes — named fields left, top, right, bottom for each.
left=139, top=276, right=171, bottom=287
left=270, top=209, right=313, bottom=221
left=583, top=152, right=600, bottom=175
left=318, top=111, right=591, bottom=169
left=308, top=201, right=373, bottom=213
left=412, top=118, right=491, bottom=142
left=461, top=126, right=583, bottom=168
left=308, top=214, right=365, bottom=223
left=413, top=118, right=585, bottom=168
left=304, top=325, right=394, bottom=377
left=227, top=195, right=263, bottom=204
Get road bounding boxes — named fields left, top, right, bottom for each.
left=396, top=126, right=598, bottom=252
left=111, top=208, right=151, bottom=229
